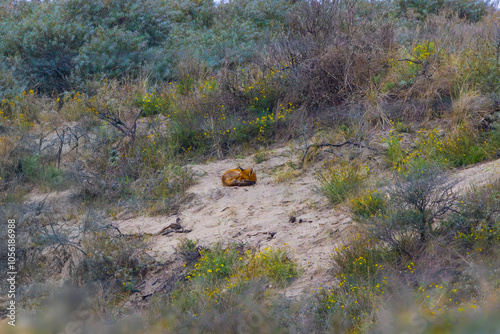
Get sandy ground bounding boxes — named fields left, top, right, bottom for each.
left=114, top=148, right=500, bottom=297
left=453, top=157, right=500, bottom=192
left=116, top=147, right=352, bottom=296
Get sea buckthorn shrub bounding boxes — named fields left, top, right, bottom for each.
left=75, top=26, right=163, bottom=80
left=357, top=163, right=457, bottom=256
left=397, top=0, right=490, bottom=22
left=165, top=0, right=293, bottom=70
left=0, top=3, right=87, bottom=94
left=0, top=57, right=25, bottom=98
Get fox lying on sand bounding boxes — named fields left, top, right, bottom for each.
left=221, top=167, right=257, bottom=187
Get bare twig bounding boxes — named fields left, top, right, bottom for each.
left=300, top=141, right=371, bottom=168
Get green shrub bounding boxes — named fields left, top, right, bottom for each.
left=318, top=160, right=369, bottom=205
left=136, top=92, right=170, bottom=117
left=361, top=163, right=458, bottom=256
left=398, top=0, right=489, bottom=22
left=315, top=231, right=392, bottom=332
left=75, top=26, right=152, bottom=79
left=247, top=246, right=299, bottom=286
left=384, top=128, right=406, bottom=171
left=350, top=190, right=386, bottom=220
left=78, top=231, right=153, bottom=288
left=443, top=179, right=500, bottom=248
left=22, top=155, right=65, bottom=190
left=187, top=244, right=243, bottom=282
left=0, top=3, right=87, bottom=93
left=253, top=150, right=270, bottom=164
left=177, top=238, right=201, bottom=265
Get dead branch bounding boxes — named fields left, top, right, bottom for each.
left=300, top=141, right=371, bottom=168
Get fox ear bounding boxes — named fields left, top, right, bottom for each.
left=249, top=169, right=253, bottom=175
left=238, top=166, right=243, bottom=171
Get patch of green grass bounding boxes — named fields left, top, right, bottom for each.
left=350, top=190, right=386, bottom=220
left=253, top=150, right=270, bottom=164
left=136, top=92, right=170, bottom=117
left=247, top=246, right=299, bottom=286
left=23, top=154, right=65, bottom=190
left=317, top=160, right=369, bottom=204
left=385, top=123, right=500, bottom=173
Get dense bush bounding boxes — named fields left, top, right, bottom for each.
left=398, top=0, right=490, bottom=22
left=0, top=3, right=87, bottom=93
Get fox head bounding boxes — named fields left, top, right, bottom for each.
left=237, top=167, right=257, bottom=182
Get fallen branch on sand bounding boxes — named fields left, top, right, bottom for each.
left=300, top=141, right=372, bottom=168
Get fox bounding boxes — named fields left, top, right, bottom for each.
left=221, top=167, right=257, bottom=187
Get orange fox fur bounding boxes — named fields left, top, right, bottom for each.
left=221, top=167, right=257, bottom=187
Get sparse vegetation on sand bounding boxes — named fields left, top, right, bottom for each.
left=1, top=0, right=500, bottom=332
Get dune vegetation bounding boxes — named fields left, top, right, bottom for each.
left=1, top=0, right=500, bottom=332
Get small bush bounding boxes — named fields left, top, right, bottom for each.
left=177, top=238, right=201, bottom=265
left=272, top=161, right=301, bottom=183
left=443, top=179, right=500, bottom=248
left=22, top=154, right=65, bottom=190
left=384, top=128, right=406, bottom=171
left=350, top=190, right=386, bottom=220
left=247, top=246, right=299, bottom=286
left=360, top=163, right=458, bottom=258
left=253, top=150, right=270, bottom=164
left=78, top=231, right=153, bottom=288
left=315, top=231, right=392, bottom=332
left=136, top=92, right=170, bottom=117
left=317, top=160, right=369, bottom=205
left=186, top=243, right=243, bottom=283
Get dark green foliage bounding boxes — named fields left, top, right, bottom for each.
left=0, top=0, right=172, bottom=94
left=398, top=0, right=490, bottom=22
left=0, top=3, right=87, bottom=93
left=63, top=0, right=170, bottom=46
left=0, top=0, right=295, bottom=95
left=75, top=26, right=154, bottom=79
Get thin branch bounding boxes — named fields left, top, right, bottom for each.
left=300, top=141, right=372, bottom=168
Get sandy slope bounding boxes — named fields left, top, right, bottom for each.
left=453, top=157, right=500, bottom=192
left=26, top=143, right=498, bottom=298
left=115, top=148, right=500, bottom=297
left=117, top=147, right=353, bottom=296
